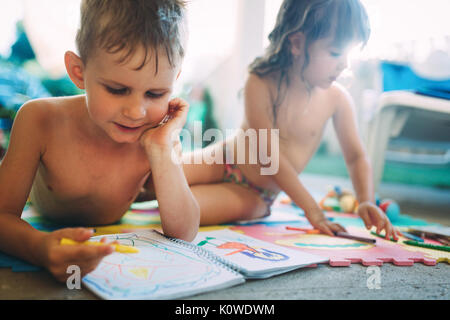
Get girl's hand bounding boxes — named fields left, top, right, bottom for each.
left=305, top=207, right=346, bottom=237
left=140, top=98, right=189, bottom=155
left=357, top=202, right=398, bottom=240
left=38, top=228, right=114, bottom=283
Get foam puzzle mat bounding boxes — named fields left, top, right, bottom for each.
left=1, top=197, right=448, bottom=272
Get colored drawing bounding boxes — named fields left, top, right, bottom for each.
left=240, top=248, right=289, bottom=261
left=83, top=232, right=243, bottom=300
left=197, top=236, right=288, bottom=261
left=287, top=235, right=373, bottom=249
left=230, top=224, right=438, bottom=266
left=218, top=242, right=260, bottom=256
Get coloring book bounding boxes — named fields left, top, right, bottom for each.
left=83, top=229, right=327, bottom=300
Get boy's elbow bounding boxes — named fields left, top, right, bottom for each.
left=164, top=200, right=200, bottom=242
left=179, top=228, right=199, bottom=243
left=183, top=200, right=200, bottom=242
left=169, top=224, right=199, bottom=242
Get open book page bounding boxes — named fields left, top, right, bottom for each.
left=193, top=229, right=329, bottom=279
left=83, top=230, right=244, bottom=300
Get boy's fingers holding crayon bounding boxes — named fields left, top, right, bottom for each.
left=54, top=227, right=94, bottom=243
left=68, top=244, right=114, bottom=262
left=40, top=228, right=112, bottom=283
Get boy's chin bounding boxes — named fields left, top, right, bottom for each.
left=108, top=132, right=141, bottom=144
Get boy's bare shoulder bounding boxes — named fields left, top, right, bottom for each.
left=17, top=95, right=84, bottom=128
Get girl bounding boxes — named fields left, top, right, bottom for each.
left=183, top=0, right=397, bottom=240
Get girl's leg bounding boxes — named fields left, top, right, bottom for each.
left=191, top=182, right=268, bottom=226
left=182, top=142, right=225, bottom=185
left=140, top=142, right=227, bottom=201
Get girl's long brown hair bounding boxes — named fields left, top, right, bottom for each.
left=249, top=0, right=370, bottom=122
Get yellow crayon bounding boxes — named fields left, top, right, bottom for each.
left=60, top=238, right=140, bottom=253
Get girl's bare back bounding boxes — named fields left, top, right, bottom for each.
left=235, top=75, right=340, bottom=190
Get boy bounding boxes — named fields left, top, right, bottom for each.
left=0, top=0, right=199, bottom=283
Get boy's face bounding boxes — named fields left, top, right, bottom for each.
left=82, top=46, right=180, bottom=144
left=301, top=37, right=354, bottom=89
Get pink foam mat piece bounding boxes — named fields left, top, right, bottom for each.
left=230, top=224, right=439, bottom=267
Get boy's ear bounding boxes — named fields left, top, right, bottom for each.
left=64, top=51, right=85, bottom=90
left=288, top=32, right=305, bottom=57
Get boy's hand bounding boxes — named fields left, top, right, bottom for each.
left=140, top=98, right=189, bottom=155
left=305, top=207, right=346, bottom=237
left=38, top=228, right=114, bottom=283
left=357, top=202, right=398, bottom=240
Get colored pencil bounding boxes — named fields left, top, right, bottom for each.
left=334, top=231, right=376, bottom=244
left=403, top=240, right=450, bottom=252
left=370, top=231, right=398, bottom=242
left=399, top=231, right=424, bottom=242
left=285, top=226, right=321, bottom=234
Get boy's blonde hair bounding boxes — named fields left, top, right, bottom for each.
left=76, top=0, right=187, bottom=71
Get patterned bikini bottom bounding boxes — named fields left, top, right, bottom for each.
left=222, top=145, right=278, bottom=215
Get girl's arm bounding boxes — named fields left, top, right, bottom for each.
left=272, top=151, right=346, bottom=236
left=140, top=98, right=199, bottom=242
left=331, top=85, right=373, bottom=203
left=332, top=84, right=396, bottom=239
left=244, top=75, right=345, bottom=236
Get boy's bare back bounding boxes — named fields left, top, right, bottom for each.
left=27, top=96, right=151, bottom=226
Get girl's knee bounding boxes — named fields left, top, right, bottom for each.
left=239, top=201, right=270, bottom=221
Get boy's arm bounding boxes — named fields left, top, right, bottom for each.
left=244, top=75, right=345, bottom=236
left=145, top=147, right=199, bottom=241
left=0, top=101, right=49, bottom=265
left=332, top=85, right=396, bottom=238
left=140, top=98, right=199, bottom=242
left=0, top=101, right=114, bottom=281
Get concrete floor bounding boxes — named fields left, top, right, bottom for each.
left=0, top=173, right=449, bottom=300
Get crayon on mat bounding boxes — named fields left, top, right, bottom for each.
left=285, top=226, right=321, bottom=234
left=60, top=238, right=140, bottom=253
left=370, top=231, right=398, bottom=242
left=400, top=231, right=424, bottom=242
left=432, top=236, right=450, bottom=246
left=403, top=240, right=450, bottom=252
left=334, top=231, right=376, bottom=244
